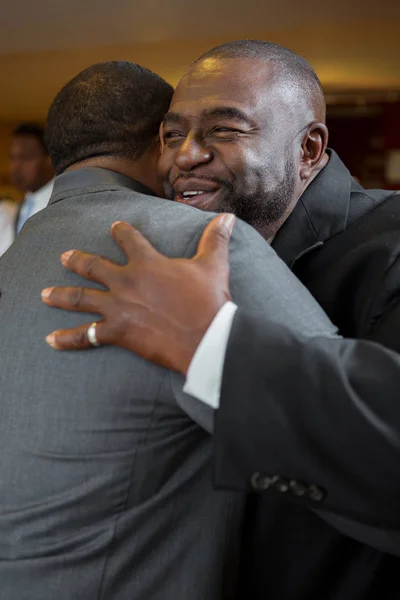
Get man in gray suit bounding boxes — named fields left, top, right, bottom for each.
left=0, top=61, right=336, bottom=598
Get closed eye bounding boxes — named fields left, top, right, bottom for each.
left=209, top=127, right=242, bottom=138
left=213, top=127, right=239, bottom=132
left=164, top=131, right=183, bottom=138
left=163, top=132, right=186, bottom=149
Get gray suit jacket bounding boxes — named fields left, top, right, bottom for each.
left=0, top=168, right=336, bottom=599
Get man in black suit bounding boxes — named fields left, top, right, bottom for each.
left=42, top=41, right=400, bottom=599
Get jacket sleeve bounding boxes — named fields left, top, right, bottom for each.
left=213, top=308, right=400, bottom=554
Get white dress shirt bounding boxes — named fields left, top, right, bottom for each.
left=0, top=200, right=18, bottom=257
left=16, top=179, right=54, bottom=233
left=183, top=301, right=238, bottom=409
left=183, top=237, right=275, bottom=409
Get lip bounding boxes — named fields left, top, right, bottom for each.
left=172, top=177, right=221, bottom=210
left=175, top=189, right=221, bottom=211
left=173, top=177, right=219, bottom=194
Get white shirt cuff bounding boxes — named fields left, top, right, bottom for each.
left=183, top=301, right=238, bottom=409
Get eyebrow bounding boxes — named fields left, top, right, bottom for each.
left=163, top=112, right=183, bottom=125
left=163, top=106, right=255, bottom=127
left=202, top=107, right=254, bottom=127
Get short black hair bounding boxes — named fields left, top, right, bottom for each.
left=13, top=123, right=48, bottom=154
left=45, top=61, right=174, bottom=174
left=193, top=40, right=325, bottom=117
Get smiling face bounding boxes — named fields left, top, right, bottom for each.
left=158, top=57, right=313, bottom=237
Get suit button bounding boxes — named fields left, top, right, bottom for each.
left=289, top=480, right=307, bottom=497
left=272, top=476, right=289, bottom=493
left=251, top=472, right=272, bottom=491
left=308, top=485, right=325, bottom=502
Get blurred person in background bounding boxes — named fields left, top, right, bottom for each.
left=9, top=123, right=54, bottom=235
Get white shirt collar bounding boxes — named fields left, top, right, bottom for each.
left=25, top=178, right=54, bottom=203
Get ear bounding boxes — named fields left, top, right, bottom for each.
left=299, top=122, right=329, bottom=180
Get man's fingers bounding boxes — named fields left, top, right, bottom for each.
left=61, top=250, right=118, bottom=288
left=196, top=214, right=236, bottom=268
left=41, top=286, right=111, bottom=314
left=45, top=321, right=107, bottom=351
left=111, top=221, right=160, bottom=261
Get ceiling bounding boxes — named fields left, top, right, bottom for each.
left=0, top=0, right=399, bottom=121
left=1, top=0, right=399, bottom=54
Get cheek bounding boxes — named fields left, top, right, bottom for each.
left=18, top=164, right=30, bottom=177
left=24, top=167, right=36, bottom=183
left=226, top=147, right=266, bottom=190
left=25, top=161, right=39, bottom=176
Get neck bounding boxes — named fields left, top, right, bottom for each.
left=65, top=151, right=161, bottom=196
left=255, top=204, right=296, bottom=241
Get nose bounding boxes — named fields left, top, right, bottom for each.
left=175, top=134, right=212, bottom=171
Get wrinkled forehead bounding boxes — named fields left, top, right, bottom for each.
left=170, top=57, right=280, bottom=122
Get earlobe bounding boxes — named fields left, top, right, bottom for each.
left=299, top=163, right=312, bottom=180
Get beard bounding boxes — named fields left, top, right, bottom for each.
left=163, top=152, right=297, bottom=236
left=216, top=156, right=297, bottom=233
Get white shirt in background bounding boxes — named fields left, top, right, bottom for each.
left=0, top=200, right=18, bottom=257
left=16, top=178, right=54, bottom=233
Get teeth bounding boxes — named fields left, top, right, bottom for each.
left=182, top=191, right=205, bottom=197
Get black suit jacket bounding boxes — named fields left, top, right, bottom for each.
left=214, top=150, right=400, bottom=599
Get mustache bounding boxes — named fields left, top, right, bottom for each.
left=171, top=173, right=234, bottom=190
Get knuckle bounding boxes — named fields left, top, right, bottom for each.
left=111, top=269, right=135, bottom=294
left=84, top=255, right=101, bottom=277
left=69, top=287, right=85, bottom=308
left=73, top=330, right=89, bottom=348
left=107, top=304, right=131, bottom=335
left=214, top=228, right=229, bottom=243
left=120, top=272, right=136, bottom=289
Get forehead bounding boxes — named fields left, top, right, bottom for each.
left=10, top=135, right=44, bottom=155
left=170, top=58, right=279, bottom=121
